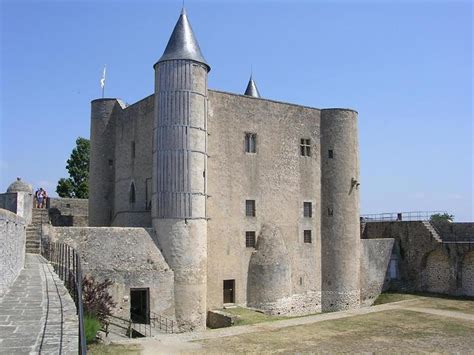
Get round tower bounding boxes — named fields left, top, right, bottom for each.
left=89, top=98, right=116, bottom=226
left=320, top=109, right=360, bottom=312
left=152, top=8, right=209, bottom=331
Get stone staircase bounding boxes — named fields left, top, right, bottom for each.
left=422, top=221, right=443, bottom=242
left=25, top=208, right=49, bottom=253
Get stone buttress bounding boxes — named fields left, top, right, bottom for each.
left=152, top=9, right=209, bottom=331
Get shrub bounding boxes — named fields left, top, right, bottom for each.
left=82, top=275, right=116, bottom=323
left=84, top=314, right=101, bottom=343
left=430, top=213, right=454, bottom=223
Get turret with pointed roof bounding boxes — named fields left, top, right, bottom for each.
left=155, top=8, right=210, bottom=71
left=244, top=75, right=261, bottom=98
left=152, top=8, right=209, bottom=331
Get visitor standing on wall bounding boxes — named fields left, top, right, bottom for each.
left=35, top=187, right=47, bottom=208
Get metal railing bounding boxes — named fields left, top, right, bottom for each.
left=105, top=314, right=153, bottom=338
left=42, top=242, right=86, bottom=355
left=150, top=312, right=175, bottom=333
left=360, top=211, right=448, bottom=222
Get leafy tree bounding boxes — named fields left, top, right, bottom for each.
left=56, top=137, right=90, bottom=198
left=430, top=213, right=454, bottom=223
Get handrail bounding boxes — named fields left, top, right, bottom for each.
left=360, top=211, right=448, bottom=222
left=150, top=311, right=175, bottom=333
left=42, top=242, right=87, bottom=354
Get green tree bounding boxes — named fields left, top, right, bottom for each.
left=430, top=213, right=454, bottom=223
left=56, top=137, right=90, bottom=198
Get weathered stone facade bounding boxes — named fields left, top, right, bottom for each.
left=45, top=226, right=175, bottom=320
left=363, top=221, right=474, bottom=296
left=82, top=9, right=396, bottom=331
left=0, top=209, right=26, bottom=296
left=48, top=197, right=88, bottom=226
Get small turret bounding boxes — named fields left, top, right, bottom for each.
left=244, top=75, right=261, bottom=98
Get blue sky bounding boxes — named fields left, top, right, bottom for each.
left=1, top=0, right=472, bottom=220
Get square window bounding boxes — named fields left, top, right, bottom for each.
left=304, top=202, right=312, bottom=218
left=246, top=231, right=256, bottom=248
left=328, top=150, right=334, bottom=159
left=245, top=133, right=257, bottom=153
left=246, top=200, right=256, bottom=217
left=300, top=139, right=311, bottom=156
left=304, top=230, right=312, bottom=243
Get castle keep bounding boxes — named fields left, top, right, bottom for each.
left=84, top=9, right=389, bottom=331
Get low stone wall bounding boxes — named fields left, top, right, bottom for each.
left=0, top=209, right=26, bottom=296
left=48, top=198, right=88, bottom=226
left=45, top=226, right=175, bottom=320
left=360, top=238, right=394, bottom=306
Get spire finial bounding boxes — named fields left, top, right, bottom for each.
left=181, top=1, right=186, bottom=15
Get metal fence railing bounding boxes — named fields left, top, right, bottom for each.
left=150, top=312, right=175, bottom=333
left=42, top=242, right=86, bottom=355
left=360, top=211, right=448, bottom=222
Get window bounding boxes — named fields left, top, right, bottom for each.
left=328, top=208, right=333, bottom=216
left=304, top=230, right=312, bottom=243
left=129, top=182, right=136, bottom=204
left=300, top=139, right=311, bottom=156
left=246, top=200, right=256, bottom=217
left=108, top=159, right=114, bottom=166
left=304, top=202, right=312, bottom=218
left=245, top=133, right=257, bottom=153
left=131, top=141, right=136, bottom=159
left=245, top=231, right=256, bottom=248
left=328, top=149, right=334, bottom=159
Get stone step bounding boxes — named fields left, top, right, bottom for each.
left=25, top=247, right=40, bottom=254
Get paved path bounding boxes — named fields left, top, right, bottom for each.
left=0, top=254, right=78, bottom=354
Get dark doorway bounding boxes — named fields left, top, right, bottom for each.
left=130, top=288, right=150, bottom=324
left=223, top=279, right=235, bottom=304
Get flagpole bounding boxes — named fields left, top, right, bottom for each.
left=100, top=65, right=106, bottom=98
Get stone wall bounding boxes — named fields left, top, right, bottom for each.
left=206, top=90, right=321, bottom=312
left=48, top=198, right=88, bottom=226
left=360, top=238, right=394, bottom=306
left=363, top=221, right=474, bottom=296
left=0, top=209, right=26, bottom=296
left=46, top=227, right=175, bottom=320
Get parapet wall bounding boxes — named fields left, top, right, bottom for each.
left=48, top=198, right=88, bottom=226
left=0, top=209, right=26, bottom=296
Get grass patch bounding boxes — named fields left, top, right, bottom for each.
left=220, top=307, right=288, bottom=326
left=88, top=343, right=142, bottom=354
left=198, top=309, right=474, bottom=353
left=373, top=292, right=417, bottom=305
left=85, top=314, right=102, bottom=344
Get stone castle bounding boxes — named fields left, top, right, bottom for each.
left=85, top=8, right=387, bottom=331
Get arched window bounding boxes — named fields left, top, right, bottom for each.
left=129, top=182, right=136, bottom=204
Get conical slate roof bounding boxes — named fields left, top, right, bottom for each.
left=244, top=76, right=261, bottom=98
left=156, top=8, right=210, bottom=71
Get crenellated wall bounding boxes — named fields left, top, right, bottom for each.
left=0, top=209, right=26, bottom=296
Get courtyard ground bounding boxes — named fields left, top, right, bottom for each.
left=89, top=293, right=474, bottom=354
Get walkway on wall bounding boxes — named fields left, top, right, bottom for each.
left=0, top=254, right=78, bottom=354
